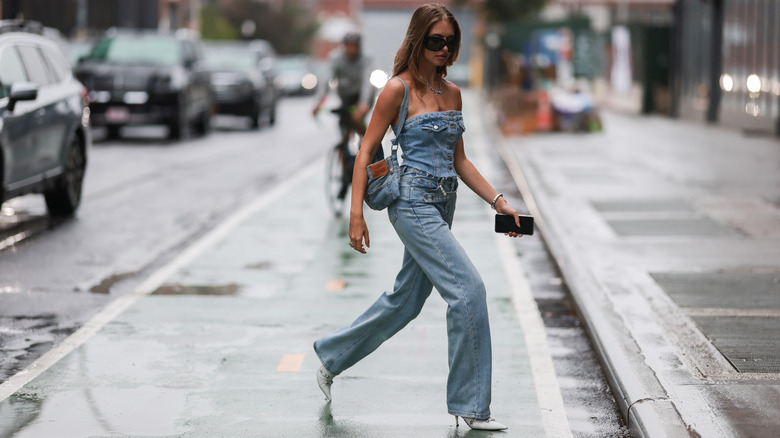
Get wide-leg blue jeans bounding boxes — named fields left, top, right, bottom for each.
left=313, top=166, right=493, bottom=419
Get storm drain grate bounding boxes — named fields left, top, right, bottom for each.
left=591, top=199, right=736, bottom=236
left=692, top=316, right=780, bottom=373
left=651, top=272, right=780, bottom=309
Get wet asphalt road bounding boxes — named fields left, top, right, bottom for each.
left=0, top=94, right=626, bottom=436
left=0, top=97, right=331, bottom=384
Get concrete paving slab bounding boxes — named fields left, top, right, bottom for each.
left=494, top=109, right=780, bottom=437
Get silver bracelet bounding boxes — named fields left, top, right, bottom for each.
left=490, top=193, right=503, bottom=210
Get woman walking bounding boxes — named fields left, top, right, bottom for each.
left=313, top=3, right=524, bottom=431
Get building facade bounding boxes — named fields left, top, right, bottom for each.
left=678, top=0, right=779, bottom=135
left=1, top=0, right=200, bottom=36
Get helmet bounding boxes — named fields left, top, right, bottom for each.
left=343, top=32, right=361, bottom=45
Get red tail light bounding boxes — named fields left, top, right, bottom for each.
left=81, top=86, right=89, bottom=106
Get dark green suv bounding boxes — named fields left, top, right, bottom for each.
left=0, top=21, right=90, bottom=216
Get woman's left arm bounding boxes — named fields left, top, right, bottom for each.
left=452, top=141, right=511, bottom=210
left=454, top=142, right=522, bottom=236
left=451, top=86, right=522, bottom=235
left=453, top=83, right=526, bottom=234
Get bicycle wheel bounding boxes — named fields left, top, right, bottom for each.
left=325, top=144, right=347, bottom=217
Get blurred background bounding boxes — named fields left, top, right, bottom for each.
left=2, top=0, right=777, bottom=137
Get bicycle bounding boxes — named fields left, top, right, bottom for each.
left=323, top=105, right=382, bottom=217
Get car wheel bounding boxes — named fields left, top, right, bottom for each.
left=0, top=164, right=4, bottom=208
left=44, top=135, right=86, bottom=216
left=169, top=108, right=188, bottom=140
left=268, top=103, right=277, bottom=126
left=194, top=110, right=211, bottom=136
left=250, top=102, right=261, bottom=130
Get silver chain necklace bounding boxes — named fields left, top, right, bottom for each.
left=426, top=79, right=443, bottom=95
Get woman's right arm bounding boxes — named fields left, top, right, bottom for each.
left=347, top=78, right=405, bottom=253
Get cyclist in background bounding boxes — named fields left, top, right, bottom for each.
left=312, top=31, right=375, bottom=133
left=313, top=31, right=383, bottom=204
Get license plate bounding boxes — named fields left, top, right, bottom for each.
left=105, top=106, right=129, bottom=123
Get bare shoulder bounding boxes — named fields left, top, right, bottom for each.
left=444, top=79, right=463, bottom=110
left=444, top=78, right=461, bottom=94
left=373, top=77, right=407, bottom=123
left=377, top=77, right=406, bottom=107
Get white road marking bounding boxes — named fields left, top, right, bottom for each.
left=0, top=161, right=321, bottom=403
left=495, top=234, right=573, bottom=438
left=464, top=92, right=572, bottom=438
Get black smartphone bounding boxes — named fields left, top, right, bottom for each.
left=495, top=214, right=534, bottom=235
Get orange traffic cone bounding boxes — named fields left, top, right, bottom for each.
left=536, top=90, right=553, bottom=132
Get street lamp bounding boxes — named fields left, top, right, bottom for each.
left=746, top=74, right=761, bottom=94
left=746, top=74, right=762, bottom=117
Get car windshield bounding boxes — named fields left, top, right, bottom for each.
left=87, top=36, right=182, bottom=66
left=276, top=57, right=309, bottom=73
left=204, top=48, right=256, bottom=72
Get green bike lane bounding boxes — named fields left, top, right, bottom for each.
left=0, top=96, right=570, bottom=437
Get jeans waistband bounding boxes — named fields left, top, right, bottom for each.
left=401, top=165, right=458, bottom=191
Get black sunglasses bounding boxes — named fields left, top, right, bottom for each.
left=423, top=36, right=458, bottom=52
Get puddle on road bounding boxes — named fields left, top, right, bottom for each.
left=2, top=392, right=44, bottom=435
left=89, top=272, right=135, bottom=294
left=0, top=217, right=50, bottom=252
left=152, top=283, right=241, bottom=296
left=0, top=201, right=73, bottom=252
left=0, top=314, right=70, bottom=383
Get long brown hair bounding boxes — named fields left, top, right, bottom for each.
left=392, top=3, right=461, bottom=91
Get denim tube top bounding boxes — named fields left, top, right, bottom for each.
left=395, top=110, right=465, bottom=179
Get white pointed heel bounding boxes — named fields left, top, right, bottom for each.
left=317, top=366, right=334, bottom=402
left=455, top=415, right=508, bottom=431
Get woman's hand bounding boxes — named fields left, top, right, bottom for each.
left=494, top=198, right=524, bottom=238
left=348, top=214, right=370, bottom=253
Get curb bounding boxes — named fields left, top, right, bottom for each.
left=484, top=112, right=694, bottom=438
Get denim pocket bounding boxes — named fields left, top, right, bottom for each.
left=421, top=123, right=447, bottom=133
left=366, top=174, right=400, bottom=210
left=410, top=177, right=438, bottom=190
left=422, top=191, right=446, bottom=204
left=388, top=202, right=398, bottom=224
left=365, top=156, right=400, bottom=211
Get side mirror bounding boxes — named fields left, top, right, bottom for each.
left=8, top=82, right=38, bottom=112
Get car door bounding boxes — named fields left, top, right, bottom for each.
left=0, top=44, right=37, bottom=187
left=38, top=42, right=79, bottom=177
left=16, top=43, right=65, bottom=177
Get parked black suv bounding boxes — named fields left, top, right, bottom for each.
left=204, top=41, right=278, bottom=129
left=0, top=20, right=90, bottom=216
left=74, top=29, right=212, bottom=140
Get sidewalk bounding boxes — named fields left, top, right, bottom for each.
left=493, top=110, right=780, bottom=437
left=0, top=95, right=569, bottom=437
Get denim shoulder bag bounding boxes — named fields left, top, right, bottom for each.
left=364, top=77, right=409, bottom=211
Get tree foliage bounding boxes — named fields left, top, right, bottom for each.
left=219, top=0, right=319, bottom=54
left=200, top=2, right=239, bottom=40
left=455, top=0, right=547, bottom=22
